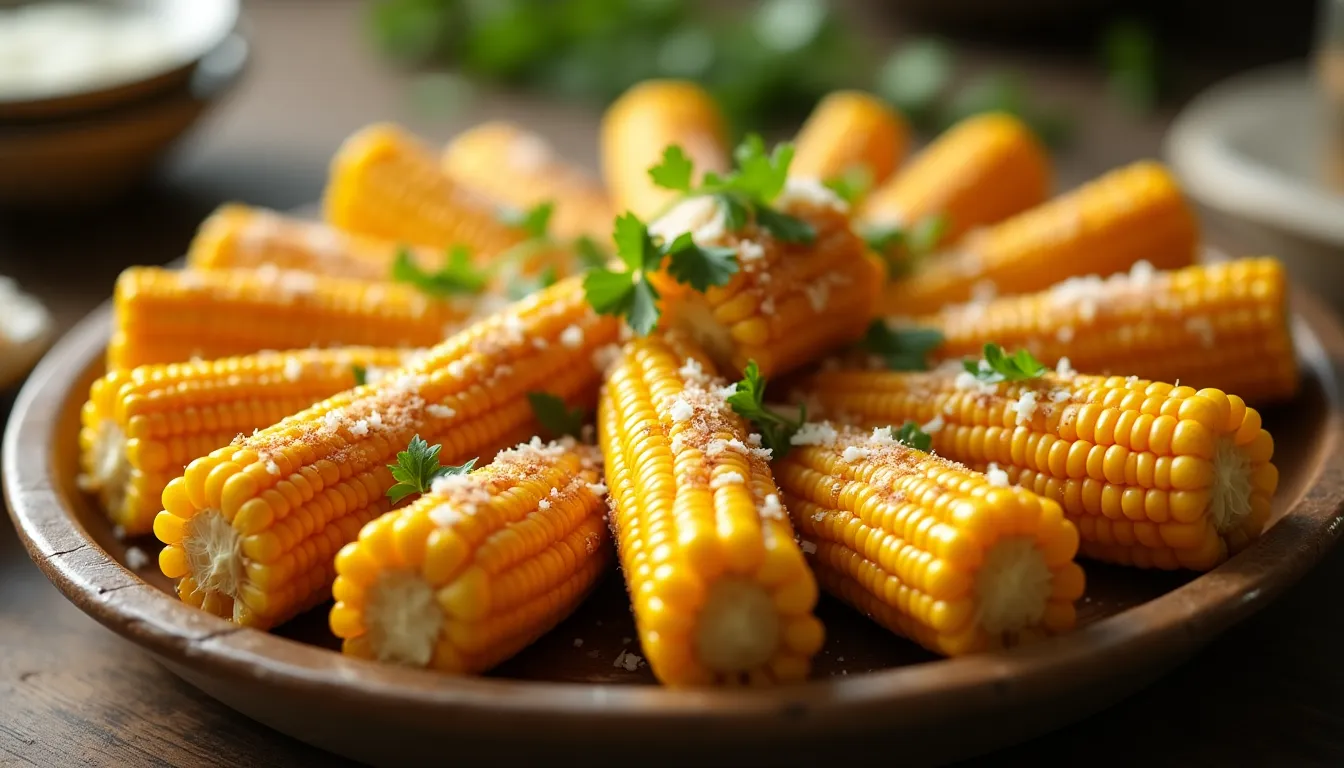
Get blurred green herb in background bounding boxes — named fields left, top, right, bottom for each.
left=369, top=0, right=1160, bottom=147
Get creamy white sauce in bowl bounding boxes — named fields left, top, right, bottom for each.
left=0, top=0, right=238, bottom=104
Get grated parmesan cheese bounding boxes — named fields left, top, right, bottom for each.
left=791, top=421, right=838, bottom=446
left=349, top=419, right=369, bottom=437
left=709, top=472, right=745, bottom=489
left=668, top=397, right=695, bottom=422
left=427, top=404, right=456, bottom=419
left=538, top=498, right=551, bottom=510
left=1056, top=356, right=1076, bottom=377
left=265, top=459, right=281, bottom=476
left=559, top=324, right=584, bottom=348
left=869, top=426, right=896, bottom=444
left=738, top=240, right=766, bottom=263
left=800, top=540, right=818, bottom=555
left=648, top=195, right=728, bottom=246
left=775, top=178, right=847, bottom=214
left=282, top=356, right=304, bottom=381
left=586, top=482, right=608, bottom=495
left=592, top=344, right=622, bottom=373
left=921, top=414, right=945, bottom=433
left=1010, top=391, right=1038, bottom=425
left=986, top=463, right=1010, bottom=487
left=842, top=446, right=870, bottom=462
left=761, top=494, right=785, bottom=520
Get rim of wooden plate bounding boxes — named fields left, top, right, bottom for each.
left=5, top=284, right=1344, bottom=742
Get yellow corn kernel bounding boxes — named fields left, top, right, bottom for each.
left=649, top=190, right=883, bottom=378
left=107, top=266, right=465, bottom=371
left=904, top=257, right=1297, bottom=404
left=881, top=160, right=1198, bottom=315
left=323, top=122, right=525, bottom=255
left=791, top=91, right=910, bottom=194
left=794, top=367, right=1277, bottom=571
left=78, top=346, right=416, bottom=536
left=152, top=276, right=620, bottom=629
left=861, top=112, right=1049, bottom=243
left=776, top=423, right=1082, bottom=655
left=598, top=334, right=823, bottom=686
left=442, top=122, right=614, bottom=243
left=601, top=80, right=729, bottom=218
left=331, top=438, right=612, bottom=673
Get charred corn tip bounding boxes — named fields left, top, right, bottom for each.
left=776, top=423, right=1082, bottom=655
left=330, top=437, right=613, bottom=674
left=797, top=366, right=1277, bottom=571
left=153, top=275, right=621, bottom=629
left=598, top=334, right=824, bottom=686
left=791, top=90, right=910, bottom=189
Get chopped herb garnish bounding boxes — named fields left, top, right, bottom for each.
left=506, top=264, right=559, bottom=300
left=893, top=421, right=933, bottom=452
left=726, top=360, right=807, bottom=459
left=964, top=343, right=1048, bottom=384
left=391, top=245, right=489, bottom=297
left=351, top=364, right=368, bottom=387
left=527, top=392, right=586, bottom=439
left=498, top=200, right=554, bottom=239
left=583, top=211, right=737, bottom=334
left=386, top=435, right=477, bottom=504
left=862, top=212, right=949, bottom=279
left=574, top=235, right=610, bottom=270
left=649, top=134, right=816, bottom=244
left=822, top=166, right=873, bottom=206
left=859, top=321, right=944, bottom=371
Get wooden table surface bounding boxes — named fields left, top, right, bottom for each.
left=4, top=2, right=1343, bottom=766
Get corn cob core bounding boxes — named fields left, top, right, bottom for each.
left=108, top=266, right=468, bottom=371
left=441, top=121, right=614, bottom=242
left=795, top=367, right=1277, bottom=570
left=322, top=122, right=526, bottom=255
left=79, top=346, right=418, bottom=536
left=775, top=423, right=1082, bottom=655
left=791, top=91, right=910, bottom=193
left=860, top=112, right=1050, bottom=243
left=649, top=184, right=884, bottom=378
left=601, top=80, right=730, bottom=219
left=153, top=277, right=620, bottom=628
left=881, top=160, right=1198, bottom=316
left=330, top=438, right=612, bottom=673
left=598, top=335, right=824, bottom=686
left=906, top=257, right=1298, bottom=404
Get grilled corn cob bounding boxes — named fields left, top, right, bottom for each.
left=601, top=80, right=730, bottom=218
left=776, top=423, right=1083, bottom=655
left=907, top=257, right=1297, bottom=404
left=881, top=161, right=1200, bottom=316
left=323, top=122, right=525, bottom=255
left=650, top=187, right=883, bottom=377
left=598, top=335, right=824, bottom=686
left=152, top=277, right=620, bottom=628
left=108, top=266, right=466, bottom=371
left=79, top=347, right=415, bottom=536
left=441, top=122, right=614, bottom=242
left=330, top=437, right=612, bottom=673
left=791, top=91, right=910, bottom=193
left=795, top=367, right=1277, bottom=570
left=861, top=112, right=1049, bottom=242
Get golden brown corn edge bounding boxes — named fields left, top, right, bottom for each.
left=79, top=347, right=416, bottom=536
left=153, top=276, right=620, bottom=628
left=880, top=160, right=1199, bottom=316
left=795, top=367, right=1277, bottom=570
left=791, top=91, right=910, bottom=194
left=598, top=334, right=824, bottom=686
left=776, top=423, right=1083, bottom=655
left=330, top=438, right=612, bottom=674
left=108, top=266, right=466, bottom=371
left=906, top=257, right=1298, bottom=404
left=442, top=122, right=614, bottom=242
left=601, top=80, right=730, bottom=219
left=861, top=112, right=1050, bottom=243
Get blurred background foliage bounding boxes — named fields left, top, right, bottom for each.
left=366, top=0, right=1314, bottom=147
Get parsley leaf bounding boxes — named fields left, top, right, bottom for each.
left=663, top=232, right=738, bottom=291
left=351, top=365, right=368, bottom=387
left=386, top=434, right=477, bottom=505
left=714, top=192, right=750, bottom=231
left=861, top=213, right=949, bottom=279
left=725, top=360, right=807, bottom=459
left=506, top=264, right=558, bottom=300
left=527, top=392, right=587, bottom=439
left=582, top=213, right=667, bottom=335
left=859, top=322, right=944, bottom=371
left=574, top=235, right=609, bottom=270
left=753, top=205, right=816, bottom=244
left=730, top=133, right=792, bottom=202
left=905, top=213, right=948, bottom=255
left=648, top=145, right=694, bottom=192
left=963, top=343, right=1048, bottom=384
left=893, top=421, right=933, bottom=452
left=391, top=245, right=489, bottom=297
left=499, top=201, right=554, bottom=239
left=823, top=166, right=873, bottom=205
left=612, top=212, right=661, bottom=271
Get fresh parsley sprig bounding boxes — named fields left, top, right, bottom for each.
left=582, top=212, right=737, bottom=335
left=893, top=421, right=933, bottom=452
left=527, top=392, right=587, bottom=439
left=861, top=213, right=949, bottom=279
left=498, top=200, right=554, bottom=239
left=725, top=360, right=807, bottom=460
left=351, top=365, right=368, bottom=387
left=391, top=245, right=490, bottom=297
left=647, top=135, right=816, bottom=245
left=386, top=435, right=477, bottom=504
left=964, top=343, right=1048, bottom=384
left=822, top=166, right=874, bottom=206
left=858, top=322, right=944, bottom=371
